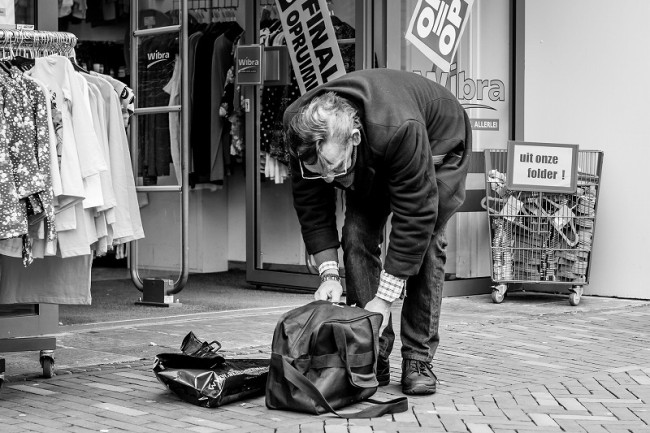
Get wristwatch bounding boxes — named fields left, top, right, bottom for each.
left=320, top=273, right=341, bottom=283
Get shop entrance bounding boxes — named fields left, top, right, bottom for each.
left=244, top=0, right=368, bottom=291
left=244, top=0, right=513, bottom=295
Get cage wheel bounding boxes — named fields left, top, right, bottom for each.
left=491, top=289, right=505, bottom=304
left=41, top=357, right=54, bottom=379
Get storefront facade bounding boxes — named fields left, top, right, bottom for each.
left=26, top=0, right=646, bottom=300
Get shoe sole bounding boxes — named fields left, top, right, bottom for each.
left=402, top=383, right=437, bottom=395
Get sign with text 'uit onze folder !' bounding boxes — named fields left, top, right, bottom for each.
left=506, top=141, right=579, bottom=193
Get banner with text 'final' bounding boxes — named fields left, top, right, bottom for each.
left=275, top=0, right=347, bottom=94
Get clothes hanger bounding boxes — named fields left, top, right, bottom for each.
left=0, top=31, right=15, bottom=74
left=0, top=59, right=11, bottom=74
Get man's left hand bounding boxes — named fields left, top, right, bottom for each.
left=363, top=296, right=392, bottom=335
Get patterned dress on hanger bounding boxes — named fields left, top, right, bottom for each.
left=0, top=68, right=56, bottom=265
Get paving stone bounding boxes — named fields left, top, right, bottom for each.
left=528, top=412, right=559, bottom=427
left=347, top=426, right=373, bottom=433
left=324, top=425, right=349, bottom=433
left=500, top=407, right=530, bottom=422
left=413, top=412, right=445, bottom=428
left=91, top=402, right=149, bottom=417
left=300, top=422, right=328, bottom=433
left=6, top=384, right=58, bottom=396
left=556, top=397, right=588, bottom=411
left=466, top=423, right=495, bottom=433
left=186, top=427, right=220, bottom=433
left=438, top=413, right=469, bottom=431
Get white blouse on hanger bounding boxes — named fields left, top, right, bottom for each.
left=0, top=53, right=144, bottom=305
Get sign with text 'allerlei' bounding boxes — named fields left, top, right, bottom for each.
left=506, top=141, right=579, bottom=193
left=275, top=0, right=346, bottom=94
left=235, top=45, right=263, bottom=85
left=405, top=0, right=474, bottom=73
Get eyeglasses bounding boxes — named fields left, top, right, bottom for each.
left=299, top=143, right=354, bottom=180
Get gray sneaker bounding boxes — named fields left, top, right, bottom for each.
left=401, top=359, right=437, bottom=395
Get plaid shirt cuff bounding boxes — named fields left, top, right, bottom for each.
left=318, top=260, right=339, bottom=276
left=376, top=270, right=405, bottom=303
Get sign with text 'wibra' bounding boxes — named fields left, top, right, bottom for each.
left=406, top=0, right=474, bottom=73
left=236, top=44, right=263, bottom=85
left=275, top=0, right=346, bottom=94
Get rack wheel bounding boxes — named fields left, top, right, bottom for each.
left=41, top=357, right=54, bottom=378
left=40, top=350, right=55, bottom=379
left=569, top=292, right=580, bottom=306
left=491, top=284, right=507, bottom=304
left=569, top=285, right=584, bottom=306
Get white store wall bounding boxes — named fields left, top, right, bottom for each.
left=522, top=0, right=650, bottom=298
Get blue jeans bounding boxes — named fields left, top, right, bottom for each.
left=341, top=198, right=447, bottom=363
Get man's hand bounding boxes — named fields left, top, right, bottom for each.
left=363, top=296, right=392, bottom=335
left=314, top=279, right=343, bottom=303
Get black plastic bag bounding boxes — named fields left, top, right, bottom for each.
left=154, top=353, right=269, bottom=408
left=180, top=331, right=223, bottom=359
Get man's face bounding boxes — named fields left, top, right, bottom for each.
left=300, top=129, right=360, bottom=183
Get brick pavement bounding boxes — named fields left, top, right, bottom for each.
left=1, top=293, right=650, bottom=432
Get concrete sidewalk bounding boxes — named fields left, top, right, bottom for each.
left=1, top=291, right=650, bottom=432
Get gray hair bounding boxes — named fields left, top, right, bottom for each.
left=286, top=92, right=361, bottom=165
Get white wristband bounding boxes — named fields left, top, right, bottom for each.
left=318, top=260, right=339, bottom=276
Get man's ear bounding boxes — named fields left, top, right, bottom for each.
left=351, top=128, right=361, bottom=146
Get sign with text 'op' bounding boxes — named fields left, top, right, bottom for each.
left=275, top=0, right=346, bottom=94
left=405, top=0, right=474, bottom=73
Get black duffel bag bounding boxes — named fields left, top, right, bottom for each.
left=266, top=300, right=407, bottom=417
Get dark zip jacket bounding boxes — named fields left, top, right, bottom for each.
left=284, top=69, right=472, bottom=278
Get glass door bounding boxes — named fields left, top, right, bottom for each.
left=245, top=0, right=367, bottom=290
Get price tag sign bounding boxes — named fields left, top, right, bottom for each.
left=506, top=141, right=579, bottom=193
left=405, top=0, right=474, bottom=72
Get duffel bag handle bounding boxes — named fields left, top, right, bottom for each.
left=277, top=354, right=408, bottom=418
left=332, top=325, right=377, bottom=388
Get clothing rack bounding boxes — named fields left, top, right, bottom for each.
left=183, top=0, right=239, bottom=9
left=0, top=28, right=77, bottom=56
left=0, top=27, right=78, bottom=388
